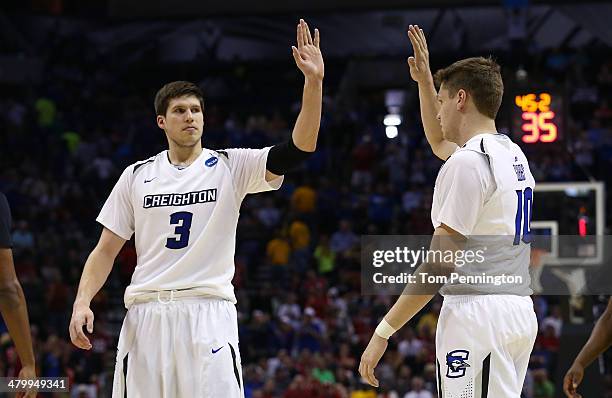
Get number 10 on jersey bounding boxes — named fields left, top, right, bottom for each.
left=514, top=188, right=533, bottom=245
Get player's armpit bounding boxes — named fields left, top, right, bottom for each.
left=433, top=140, right=459, bottom=161
left=423, top=225, right=467, bottom=277
left=438, top=223, right=464, bottom=238
left=265, top=170, right=281, bottom=182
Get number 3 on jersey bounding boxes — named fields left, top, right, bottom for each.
left=514, top=187, right=533, bottom=245
left=166, top=211, right=193, bottom=249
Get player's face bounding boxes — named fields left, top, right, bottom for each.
left=157, top=95, right=204, bottom=148
left=436, top=85, right=461, bottom=143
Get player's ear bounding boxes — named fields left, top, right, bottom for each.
left=456, top=89, right=467, bottom=111
left=156, top=115, right=165, bottom=130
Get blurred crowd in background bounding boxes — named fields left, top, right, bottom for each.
left=1, top=7, right=612, bottom=398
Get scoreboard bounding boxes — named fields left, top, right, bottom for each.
left=512, top=90, right=564, bottom=144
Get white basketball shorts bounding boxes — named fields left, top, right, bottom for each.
left=435, top=295, right=538, bottom=398
left=112, top=296, right=244, bottom=398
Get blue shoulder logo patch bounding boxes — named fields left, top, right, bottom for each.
left=446, top=350, right=470, bottom=378
left=205, top=156, right=218, bottom=167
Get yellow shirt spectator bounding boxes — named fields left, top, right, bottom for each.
left=291, top=186, right=316, bottom=213
left=350, top=390, right=376, bottom=398
left=289, top=221, right=310, bottom=250
left=417, top=312, right=438, bottom=338
left=266, top=238, right=290, bottom=265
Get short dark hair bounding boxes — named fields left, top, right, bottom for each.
left=433, top=56, right=503, bottom=119
left=154, top=81, right=205, bottom=116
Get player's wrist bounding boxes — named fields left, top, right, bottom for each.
left=416, top=74, right=434, bottom=88
left=20, top=361, right=36, bottom=369
left=374, top=318, right=397, bottom=340
left=304, top=75, right=324, bottom=86
left=73, top=298, right=91, bottom=310
left=573, top=357, right=588, bottom=369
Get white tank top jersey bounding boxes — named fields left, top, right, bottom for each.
left=431, top=133, right=536, bottom=295
left=96, top=147, right=283, bottom=308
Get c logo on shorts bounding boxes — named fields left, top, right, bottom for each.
left=446, top=349, right=470, bottom=378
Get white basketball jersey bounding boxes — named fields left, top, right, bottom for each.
left=97, top=147, right=283, bottom=308
left=431, top=133, right=535, bottom=295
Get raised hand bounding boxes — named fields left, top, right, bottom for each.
left=292, top=19, right=324, bottom=82
left=407, top=24, right=432, bottom=84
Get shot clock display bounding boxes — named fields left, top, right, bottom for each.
left=512, top=91, right=564, bottom=144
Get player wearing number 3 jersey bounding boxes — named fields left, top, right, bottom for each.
left=69, top=19, right=324, bottom=398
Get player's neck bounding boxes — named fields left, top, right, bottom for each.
left=457, top=115, right=497, bottom=147
left=167, top=144, right=203, bottom=167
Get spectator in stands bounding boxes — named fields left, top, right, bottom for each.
left=541, top=305, right=563, bottom=338
left=404, top=376, right=432, bottom=398
left=416, top=302, right=440, bottom=340
left=314, top=234, right=336, bottom=275
left=11, top=220, right=35, bottom=250
left=330, top=220, right=358, bottom=254
left=533, top=369, right=554, bottom=398
left=296, top=307, right=325, bottom=353
left=291, top=183, right=317, bottom=214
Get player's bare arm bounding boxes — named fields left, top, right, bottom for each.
left=0, top=193, right=37, bottom=398
left=564, top=298, right=612, bottom=397
left=0, top=248, right=37, bottom=397
left=69, top=227, right=126, bottom=350
left=407, top=24, right=457, bottom=161
left=359, top=224, right=463, bottom=387
left=265, top=19, right=323, bottom=182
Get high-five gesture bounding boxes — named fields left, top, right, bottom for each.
left=406, top=24, right=458, bottom=160
left=407, top=24, right=432, bottom=84
left=292, top=19, right=324, bottom=82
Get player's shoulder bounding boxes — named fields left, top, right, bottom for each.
left=446, top=147, right=489, bottom=170
left=210, top=148, right=229, bottom=160
left=216, top=147, right=250, bottom=158
left=214, top=147, right=270, bottom=166
left=200, top=148, right=230, bottom=168
left=129, top=151, right=165, bottom=175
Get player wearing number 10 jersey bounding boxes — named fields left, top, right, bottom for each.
left=360, top=26, right=537, bottom=398
left=69, top=19, right=324, bottom=398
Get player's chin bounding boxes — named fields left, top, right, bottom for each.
left=172, top=135, right=201, bottom=148
left=181, top=138, right=202, bottom=147
left=183, top=128, right=202, bottom=137
left=181, top=131, right=203, bottom=142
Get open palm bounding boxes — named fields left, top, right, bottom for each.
left=292, top=19, right=324, bottom=81
left=407, top=24, right=431, bottom=84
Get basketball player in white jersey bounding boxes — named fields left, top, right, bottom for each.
left=68, top=19, right=323, bottom=397
left=359, top=25, right=538, bottom=397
